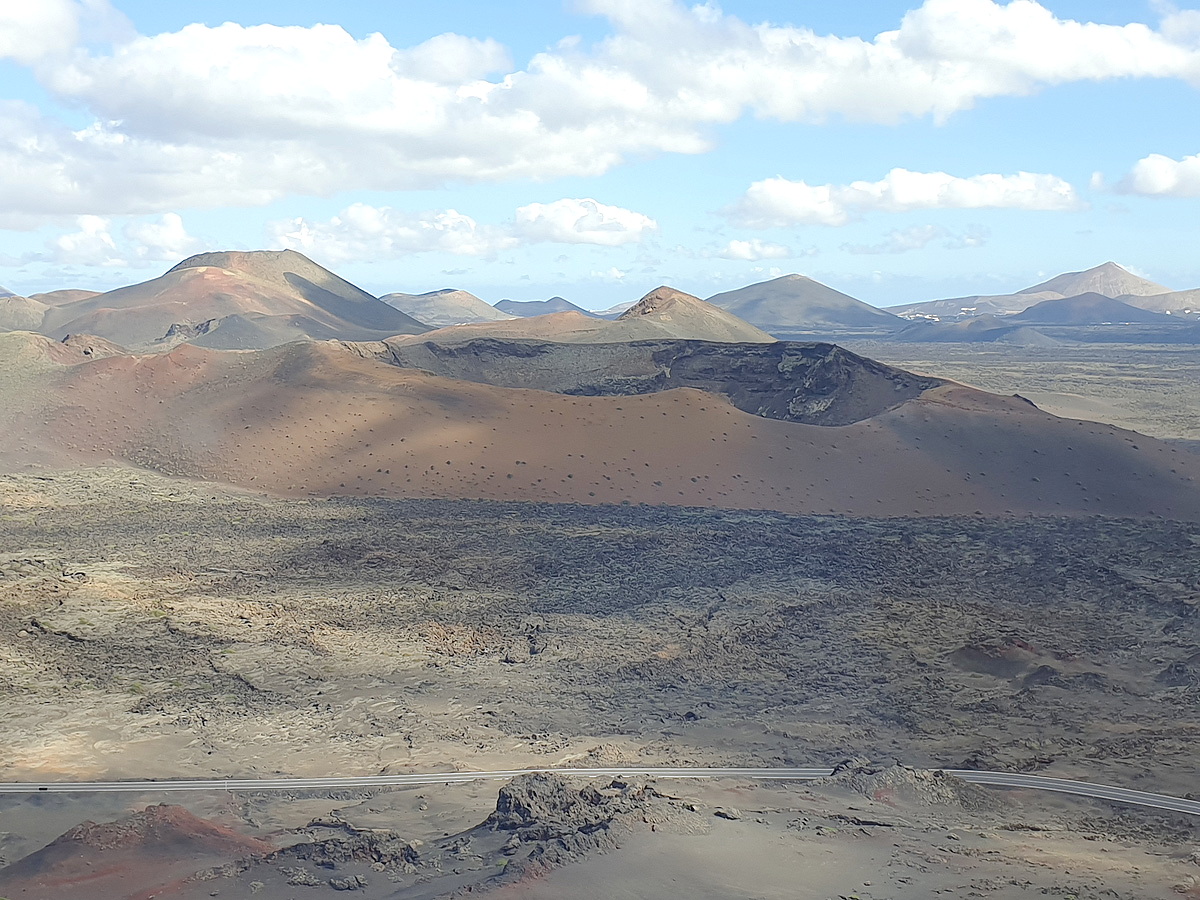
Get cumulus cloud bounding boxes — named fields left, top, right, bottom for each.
left=2, top=0, right=1199, bottom=221
left=729, top=169, right=1080, bottom=228
left=0, top=1, right=81, bottom=64
left=1117, top=151, right=1200, bottom=196
left=0, top=0, right=129, bottom=65
left=124, top=213, right=203, bottom=260
left=268, top=198, right=655, bottom=263
left=714, top=239, right=793, bottom=261
left=514, top=198, right=657, bottom=245
left=269, top=204, right=518, bottom=265
left=50, top=216, right=125, bottom=267
left=41, top=212, right=202, bottom=266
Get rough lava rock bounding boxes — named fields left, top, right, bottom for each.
left=817, top=758, right=1002, bottom=812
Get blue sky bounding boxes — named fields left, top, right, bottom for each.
left=1, top=0, right=1198, bottom=308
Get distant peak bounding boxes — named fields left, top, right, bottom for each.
left=622, top=286, right=702, bottom=317
left=169, top=248, right=314, bottom=274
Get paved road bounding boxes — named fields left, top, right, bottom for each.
left=1, top=766, right=1197, bottom=817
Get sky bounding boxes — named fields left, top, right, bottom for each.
left=1, top=0, right=1199, bottom=309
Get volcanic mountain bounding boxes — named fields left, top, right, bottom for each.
left=32, top=249, right=428, bottom=348
left=705, top=274, right=902, bottom=334
left=397, top=286, right=774, bottom=345
left=1011, top=293, right=1177, bottom=325
left=0, top=294, right=49, bottom=331
left=1021, top=261, right=1169, bottom=299
left=889, top=262, right=1175, bottom=320
left=381, top=288, right=515, bottom=326
left=0, top=804, right=273, bottom=900
left=4, top=329, right=1199, bottom=519
left=496, top=296, right=598, bottom=317
left=605, top=286, right=775, bottom=342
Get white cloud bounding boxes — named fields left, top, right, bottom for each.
left=271, top=199, right=657, bottom=263
left=514, top=198, right=657, bottom=246
left=41, top=212, right=201, bottom=267
left=1118, top=151, right=1200, bottom=196
left=730, top=169, right=1080, bottom=227
left=0, top=0, right=129, bottom=65
left=714, top=239, right=792, bottom=261
left=124, top=213, right=203, bottom=260
left=269, top=204, right=518, bottom=264
left=50, top=215, right=125, bottom=266
left=0, top=1, right=81, bottom=64
left=390, top=32, right=512, bottom=83
left=2, top=1, right=1199, bottom=222
left=590, top=267, right=629, bottom=281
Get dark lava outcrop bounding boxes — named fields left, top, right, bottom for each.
left=365, top=337, right=942, bottom=426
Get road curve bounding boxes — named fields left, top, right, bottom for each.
left=0, top=767, right=1197, bottom=817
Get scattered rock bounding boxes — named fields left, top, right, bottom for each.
left=273, top=826, right=418, bottom=872
left=280, top=866, right=323, bottom=886
left=1156, top=662, right=1199, bottom=687
left=714, top=807, right=741, bottom=820
left=329, top=873, right=368, bottom=891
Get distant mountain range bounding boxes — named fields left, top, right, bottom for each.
left=1011, top=293, right=1174, bottom=326
left=495, top=296, right=598, bottom=318
left=2, top=255, right=1197, bottom=350
left=888, top=262, right=1198, bottom=321
left=389, top=286, right=774, bottom=346
left=381, top=288, right=515, bottom=327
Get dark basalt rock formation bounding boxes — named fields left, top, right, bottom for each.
left=367, top=337, right=942, bottom=426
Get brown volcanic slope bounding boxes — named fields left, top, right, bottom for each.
left=608, top=285, right=775, bottom=342
left=0, top=803, right=272, bottom=900
left=4, top=332, right=1199, bottom=518
left=36, top=249, right=427, bottom=348
left=0, top=294, right=48, bottom=331
left=398, top=286, right=774, bottom=345
left=29, top=289, right=102, bottom=305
